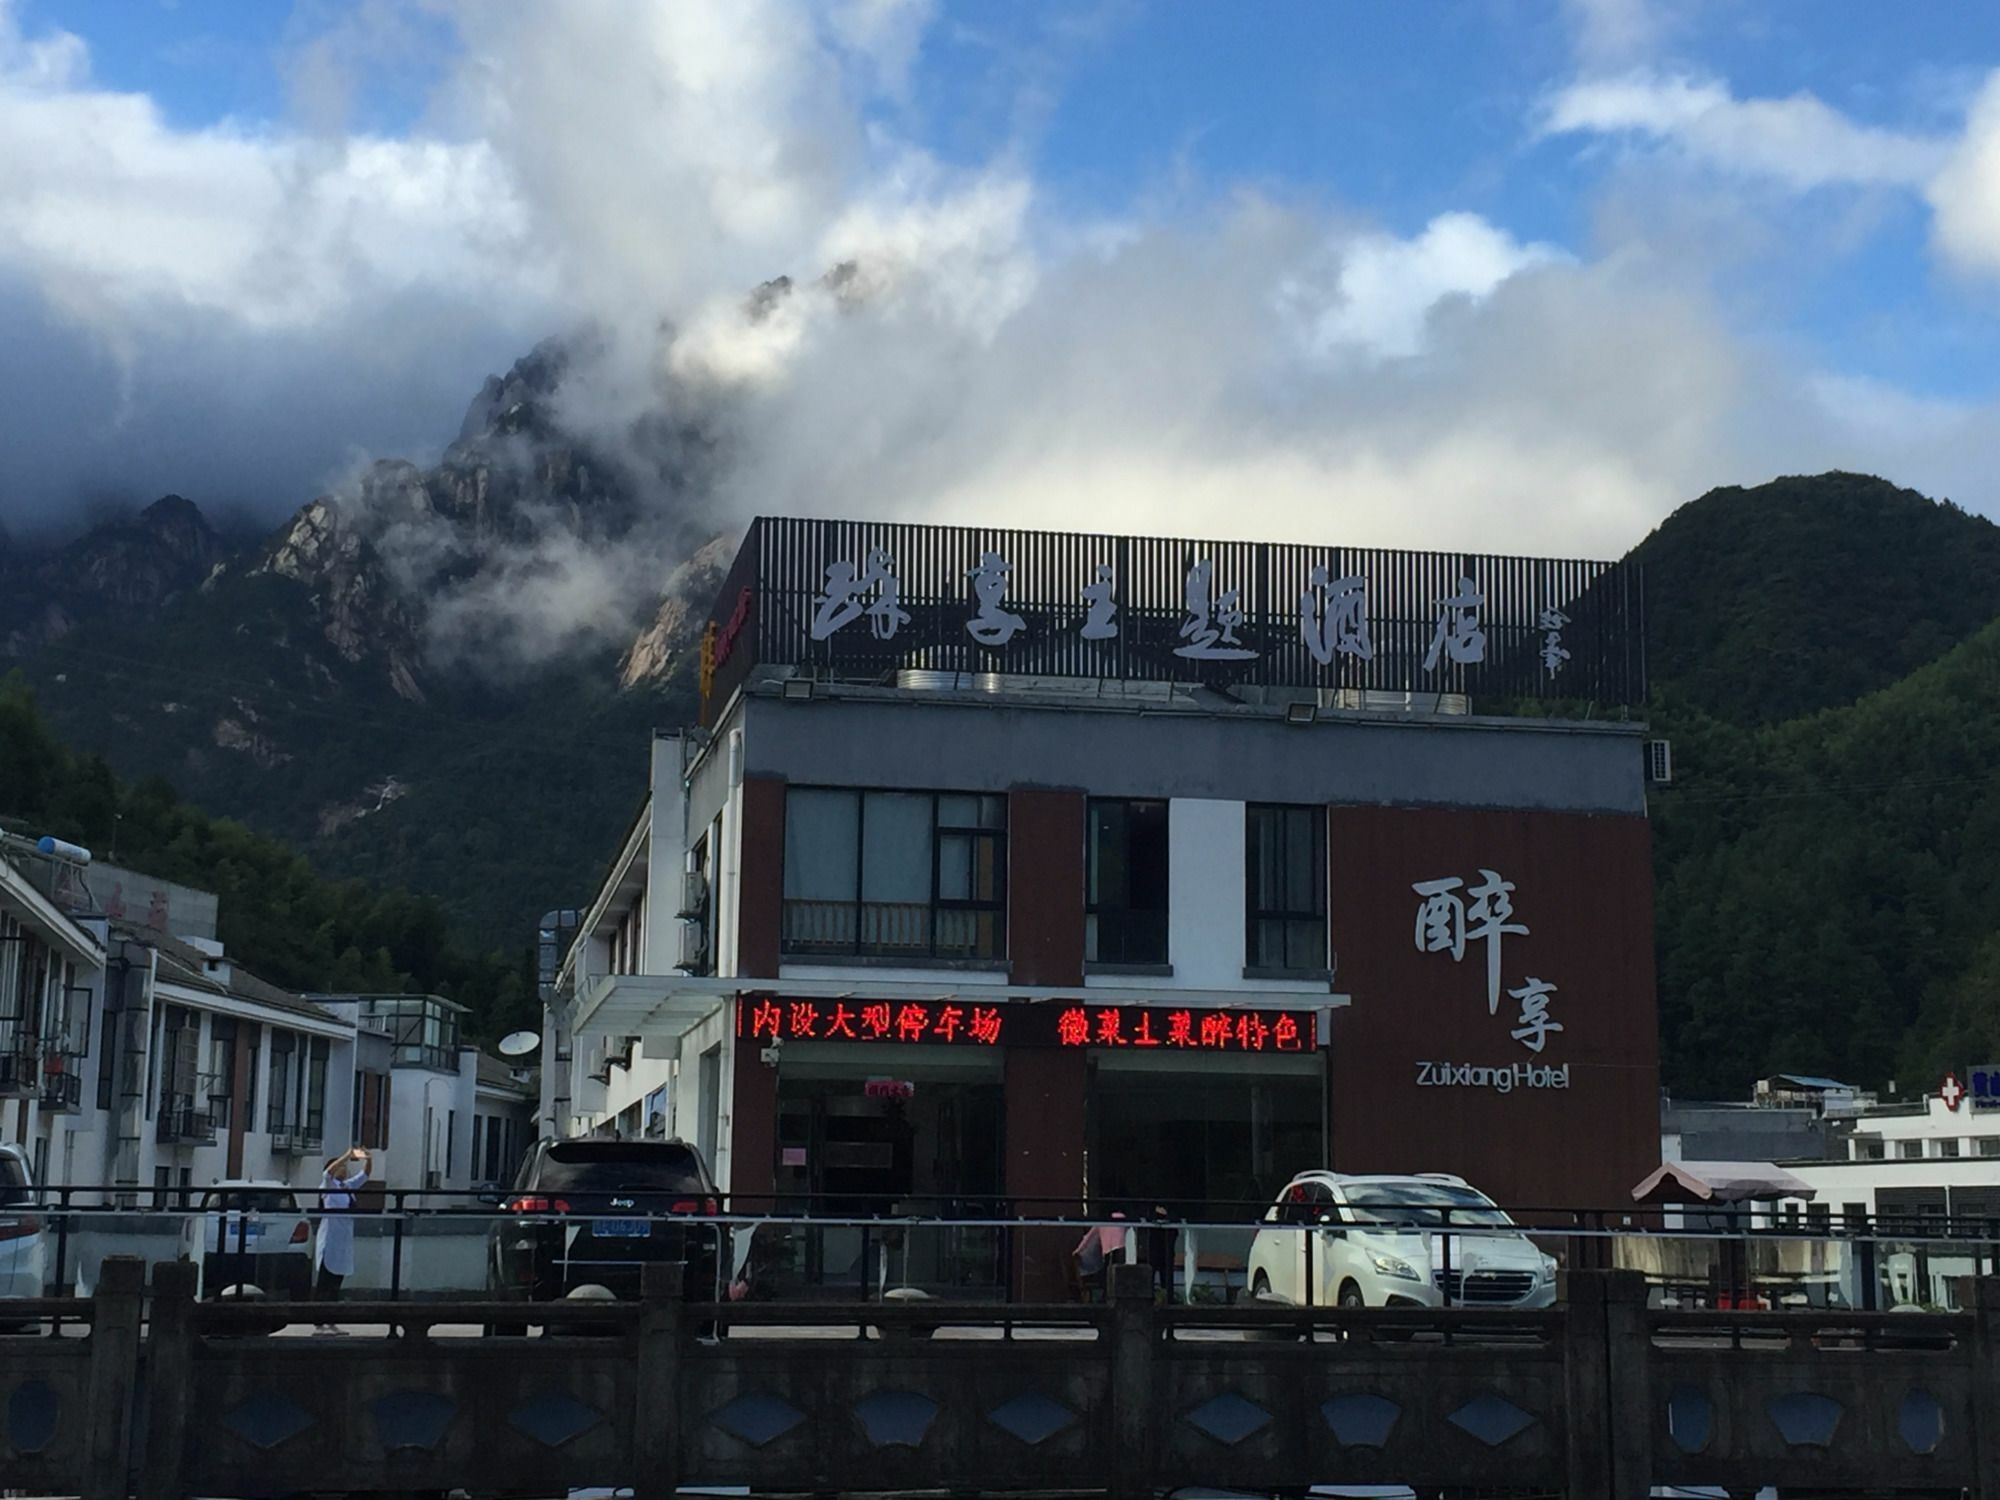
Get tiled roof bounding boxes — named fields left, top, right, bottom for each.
left=115, top=920, right=342, bottom=1025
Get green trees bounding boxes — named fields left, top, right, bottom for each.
left=0, top=672, right=532, bottom=1040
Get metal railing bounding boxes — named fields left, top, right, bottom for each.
left=154, top=1095, right=216, bottom=1145
left=17, top=1186, right=2000, bottom=1320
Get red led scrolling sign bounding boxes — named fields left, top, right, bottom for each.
left=737, top=997, right=1318, bottom=1053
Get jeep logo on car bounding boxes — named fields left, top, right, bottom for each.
left=610, top=1197, right=634, bottom=1208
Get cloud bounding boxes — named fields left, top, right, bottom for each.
left=1286, top=212, right=1570, bottom=360
left=1929, top=73, right=2000, bottom=277
left=1562, top=0, right=1668, bottom=71
left=5, top=0, right=2000, bottom=674
left=1541, top=71, right=1949, bottom=189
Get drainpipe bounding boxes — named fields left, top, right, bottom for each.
left=538, top=910, right=580, bottom=1136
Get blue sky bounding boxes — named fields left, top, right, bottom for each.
left=7, top=0, right=2000, bottom=554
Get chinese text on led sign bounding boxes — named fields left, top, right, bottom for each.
left=738, top=998, right=1317, bottom=1052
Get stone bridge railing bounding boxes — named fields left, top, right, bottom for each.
left=0, top=1258, right=1993, bottom=1498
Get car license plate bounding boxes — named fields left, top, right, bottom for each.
left=593, top=1218, right=650, bottom=1238
left=219, top=1224, right=259, bottom=1248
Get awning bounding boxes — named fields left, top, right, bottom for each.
left=1631, top=1160, right=1817, bottom=1205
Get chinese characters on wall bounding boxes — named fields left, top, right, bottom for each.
left=1413, top=867, right=1567, bottom=1055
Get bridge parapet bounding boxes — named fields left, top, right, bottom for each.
left=0, top=1259, right=1992, bottom=1497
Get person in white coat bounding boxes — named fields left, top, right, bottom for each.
left=313, top=1146, right=370, bottom=1333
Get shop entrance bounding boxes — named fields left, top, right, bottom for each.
left=766, top=1043, right=1005, bottom=1297
left=1086, top=1051, right=1325, bottom=1274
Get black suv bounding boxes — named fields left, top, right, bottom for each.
left=486, top=1138, right=724, bottom=1312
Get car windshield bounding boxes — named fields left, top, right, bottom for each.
left=535, top=1142, right=707, bottom=1195
left=1343, top=1182, right=1514, bottom=1228
left=0, top=1157, right=29, bottom=1208
left=202, top=1188, right=299, bottom=1214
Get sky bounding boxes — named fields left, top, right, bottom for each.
left=7, top=0, right=2000, bottom=563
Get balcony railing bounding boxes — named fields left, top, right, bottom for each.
left=39, top=1069, right=82, bottom=1112
left=0, top=1030, right=36, bottom=1094
left=268, top=1110, right=326, bottom=1155
left=782, top=899, right=1003, bottom=960
left=156, top=1094, right=217, bottom=1145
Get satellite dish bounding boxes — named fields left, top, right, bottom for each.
left=497, top=1030, right=541, bottom=1059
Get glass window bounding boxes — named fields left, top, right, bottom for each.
left=533, top=1140, right=711, bottom=1195
left=1938, top=1139, right=1962, bottom=1158
left=1087, top=799, right=1170, bottom=965
left=782, top=789, right=1007, bottom=960
left=267, top=1032, right=295, bottom=1132
left=1245, top=804, right=1327, bottom=972
left=1898, top=1140, right=1923, bottom=1160
left=1980, top=1138, right=2000, bottom=1158
left=1090, top=1062, right=1322, bottom=1220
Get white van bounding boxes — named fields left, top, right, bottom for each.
left=1246, top=1172, right=1557, bottom=1309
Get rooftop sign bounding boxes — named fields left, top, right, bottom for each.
left=701, top=516, right=1644, bottom=723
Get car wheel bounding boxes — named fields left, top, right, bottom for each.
left=1337, top=1280, right=1366, bottom=1309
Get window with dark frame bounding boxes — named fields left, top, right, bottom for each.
left=1245, top=804, right=1327, bottom=973
left=782, top=789, right=1007, bottom=960
left=1087, top=799, right=1169, bottom=966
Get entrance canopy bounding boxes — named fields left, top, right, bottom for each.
left=1631, top=1160, right=1817, bottom=1206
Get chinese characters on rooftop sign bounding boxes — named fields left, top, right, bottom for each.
left=698, top=518, right=1645, bottom=726
left=736, top=997, right=1318, bottom=1053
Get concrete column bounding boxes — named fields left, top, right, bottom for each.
left=80, top=1256, right=143, bottom=1500
left=139, top=1260, right=197, bottom=1500
left=1972, top=1277, right=2000, bottom=1498
left=1107, top=1262, right=1156, bottom=1500
left=225, top=1022, right=251, bottom=1178
left=633, top=1260, right=685, bottom=1500
left=1563, top=1267, right=1652, bottom=1498
left=1004, top=1046, right=1086, bottom=1299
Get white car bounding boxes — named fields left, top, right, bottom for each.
left=0, top=1144, right=48, bottom=1310
left=179, top=1181, right=315, bottom=1299
left=1246, top=1171, right=1557, bottom=1310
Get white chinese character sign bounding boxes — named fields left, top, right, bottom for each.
left=1423, top=576, right=1486, bottom=671
left=1413, top=865, right=1571, bottom=1056
left=1175, top=558, right=1258, bottom=661
left=1300, top=567, right=1372, bottom=664
left=723, top=517, right=1644, bottom=728
left=965, top=552, right=1026, bottom=647
left=810, top=548, right=910, bottom=642
left=1080, top=564, right=1119, bottom=641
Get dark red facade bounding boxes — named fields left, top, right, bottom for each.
left=1325, top=804, right=1659, bottom=1211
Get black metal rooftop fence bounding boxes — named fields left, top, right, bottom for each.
left=702, top=516, right=1645, bottom=721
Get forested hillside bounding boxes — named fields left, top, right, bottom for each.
left=1642, top=475, right=2000, bottom=1095
left=0, top=673, right=536, bottom=1040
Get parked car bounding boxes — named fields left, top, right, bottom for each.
left=178, top=1181, right=315, bottom=1299
left=1245, top=1171, right=1557, bottom=1310
left=486, top=1138, right=724, bottom=1320
left=0, top=1144, right=48, bottom=1315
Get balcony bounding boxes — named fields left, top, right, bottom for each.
left=0, top=1034, right=36, bottom=1094
left=37, top=1033, right=86, bottom=1113
left=39, top=1069, right=82, bottom=1113
left=268, top=1111, right=326, bottom=1156
left=781, top=899, right=1003, bottom=961
left=156, top=1094, right=217, bottom=1145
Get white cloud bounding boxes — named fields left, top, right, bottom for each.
left=1562, top=0, right=1666, bottom=72
left=1541, top=71, right=1949, bottom=189
left=1287, top=212, right=1569, bottom=360
left=1928, top=72, right=2000, bottom=277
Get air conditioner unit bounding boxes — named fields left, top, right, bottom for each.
left=678, top=920, right=710, bottom=972
left=585, top=1035, right=612, bottom=1083
left=678, top=870, right=709, bottom=920
left=613, top=1036, right=639, bottom=1070
left=1647, top=739, right=1673, bottom=784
